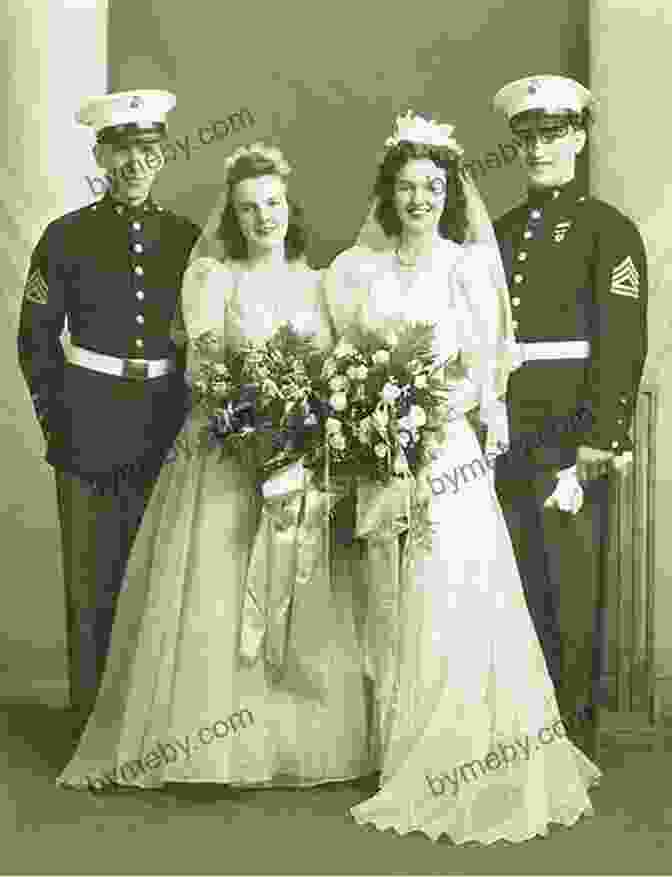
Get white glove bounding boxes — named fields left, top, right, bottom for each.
left=543, top=465, right=584, bottom=515
left=483, top=398, right=510, bottom=454
left=611, top=450, right=633, bottom=473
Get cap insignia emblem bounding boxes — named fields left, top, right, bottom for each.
left=129, top=95, right=143, bottom=109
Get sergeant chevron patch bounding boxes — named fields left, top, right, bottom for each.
left=610, top=256, right=640, bottom=298
left=24, top=268, right=49, bottom=304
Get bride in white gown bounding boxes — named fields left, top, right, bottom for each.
left=323, top=113, right=601, bottom=844
left=57, top=143, right=374, bottom=790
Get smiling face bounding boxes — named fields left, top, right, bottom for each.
left=94, top=139, right=165, bottom=205
left=231, top=174, right=289, bottom=255
left=512, top=112, right=586, bottom=189
left=393, top=158, right=448, bottom=237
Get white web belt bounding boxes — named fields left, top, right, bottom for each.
left=518, top=341, right=590, bottom=362
left=67, top=344, right=175, bottom=380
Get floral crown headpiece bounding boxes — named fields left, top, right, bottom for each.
left=384, top=110, right=464, bottom=157
left=223, top=141, right=292, bottom=176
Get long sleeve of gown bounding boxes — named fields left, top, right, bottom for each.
left=171, top=257, right=233, bottom=453
left=454, top=243, right=519, bottom=450
left=181, top=257, right=232, bottom=375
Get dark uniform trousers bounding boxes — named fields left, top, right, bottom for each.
left=496, top=450, right=609, bottom=750
left=55, top=469, right=155, bottom=717
left=17, top=193, right=200, bottom=720
left=494, top=179, right=648, bottom=756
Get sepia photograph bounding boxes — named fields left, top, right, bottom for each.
left=1, top=0, right=670, bottom=874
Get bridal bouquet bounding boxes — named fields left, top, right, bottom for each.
left=308, top=321, right=458, bottom=483
left=303, top=321, right=462, bottom=549
left=179, top=325, right=324, bottom=482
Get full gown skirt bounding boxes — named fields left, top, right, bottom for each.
left=57, top=259, right=374, bottom=789
left=324, top=241, right=601, bottom=844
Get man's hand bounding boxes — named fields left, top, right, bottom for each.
left=576, top=445, right=615, bottom=482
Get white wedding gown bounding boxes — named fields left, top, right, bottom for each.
left=324, top=240, right=601, bottom=844
left=57, top=258, right=374, bottom=790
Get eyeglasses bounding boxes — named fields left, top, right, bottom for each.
left=513, top=124, right=572, bottom=147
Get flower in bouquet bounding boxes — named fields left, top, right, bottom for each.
left=182, top=324, right=325, bottom=481
left=332, top=340, right=357, bottom=359
left=381, top=381, right=402, bottom=404
left=325, top=417, right=343, bottom=435
left=374, top=441, right=388, bottom=459
left=311, top=321, right=455, bottom=484
left=329, top=431, right=347, bottom=452
left=329, top=391, right=348, bottom=412
left=322, top=357, right=338, bottom=379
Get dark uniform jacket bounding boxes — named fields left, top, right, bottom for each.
left=494, top=179, right=648, bottom=464
left=17, top=193, right=201, bottom=488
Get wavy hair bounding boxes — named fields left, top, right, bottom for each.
left=373, top=141, right=468, bottom=243
left=216, top=150, right=307, bottom=261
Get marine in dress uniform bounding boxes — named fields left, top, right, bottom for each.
left=491, top=76, right=648, bottom=756
left=17, top=91, right=201, bottom=731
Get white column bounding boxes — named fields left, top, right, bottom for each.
left=590, top=0, right=672, bottom=716
left=0, top=0, right=108, bottom=704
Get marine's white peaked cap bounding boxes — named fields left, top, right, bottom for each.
left=76, top=90, right=176, bottom=141
left=493, top=76, right=592, bottom=120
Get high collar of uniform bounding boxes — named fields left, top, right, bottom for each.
left=526, top=178, right=584, bottom=209
left=101, top=191, right=161, bottom=218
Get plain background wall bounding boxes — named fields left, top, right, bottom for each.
left=107, top=0, right=589, bottom=266
left=590, top=0, right=672, bottom=710
left=1, top=0, right=587, bottom=704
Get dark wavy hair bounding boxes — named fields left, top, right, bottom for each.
left=373, top=141, right=468, bottom=243
left=216, top=152, right=307, bottom=261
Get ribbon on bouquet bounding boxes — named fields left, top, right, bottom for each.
left=238, top=458, right=343, bottom=698
left=355, top=474, right=416, bottom=749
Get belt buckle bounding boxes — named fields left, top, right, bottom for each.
left=122, top=358, right=150, bottom=380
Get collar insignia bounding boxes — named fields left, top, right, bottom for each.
left=553, top=220, right=572, bottom=242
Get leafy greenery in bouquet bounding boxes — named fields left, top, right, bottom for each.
left=307, top=321, right=464, bottom=549
left=180, top=325, right=324, bottom=482
left=309, top=321, right=459, bottom=482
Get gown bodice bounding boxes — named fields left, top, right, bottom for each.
left=352, top=239, right=468, bottom=364
left=180, top=257, right=331, bottom=355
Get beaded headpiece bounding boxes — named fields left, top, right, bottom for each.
left=384, top=110, right=464, bottom=156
